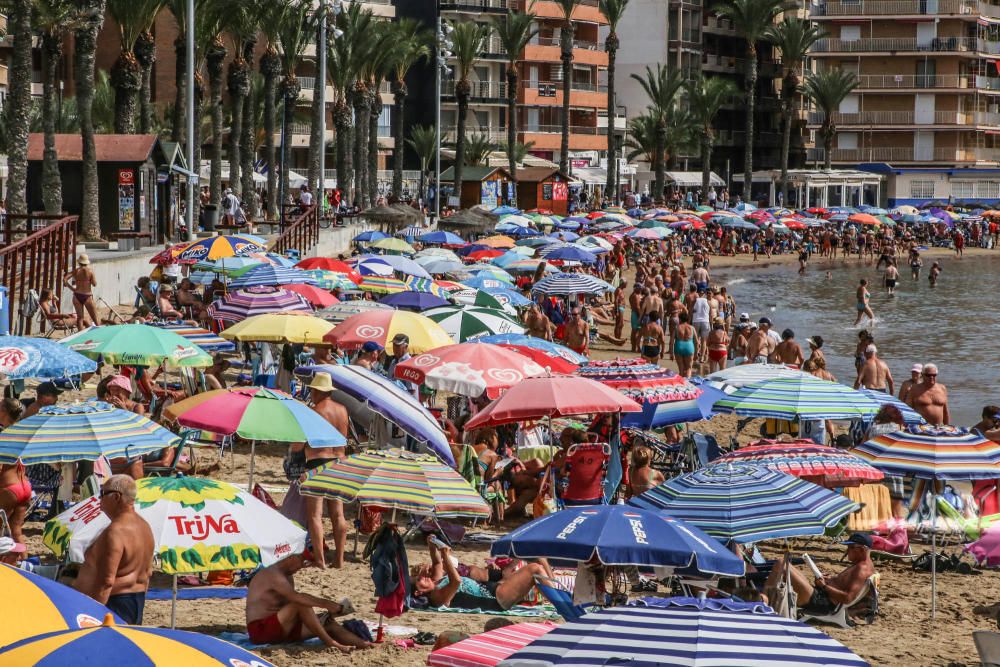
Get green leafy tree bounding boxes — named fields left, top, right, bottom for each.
left=803, top=68, right=858, bottom=170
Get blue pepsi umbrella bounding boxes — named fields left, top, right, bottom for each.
left=353, top=230, right=390, bottom=243
left=379, top=291, right=451, bottom=311
left=474, top=333, right=588, bottom=364
left=418, top=230, right=465, bottom=245
left=0, top=336, right=97, bottom=379
left=226, top=265, right=317, bottom=289
left=490, top=505, right=744, bottom=575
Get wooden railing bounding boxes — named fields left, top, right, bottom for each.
left=0, top=214, right=78, bottom=336
left=269, top=205, right=319, bottom=257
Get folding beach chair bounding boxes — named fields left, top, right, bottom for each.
left=25, top=464, right=62, bottom=521
left=532, top=574, right=590, bottom=622
left=800, top=573, right=880, bottom=629
left=974, top=630, right=1000, bottom=667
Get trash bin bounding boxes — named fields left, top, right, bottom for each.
left=203, top=204, right=219, bottom=231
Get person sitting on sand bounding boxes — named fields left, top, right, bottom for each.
left=38, top=289, right=77, bottom=330
left=628, top=446, right=664, bottom=497
left=764, top=532, right=875, bottom=617
left=245, top=547, right=371, bottom=652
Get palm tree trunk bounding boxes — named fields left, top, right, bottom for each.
left=308, top=27, right=325, bottom=195
left=281, top=76, right=302, bottom=213
left=335, top=98, right=353, bottom=204
left=701, top=131, right=711, bottom=198
left=227, top=55, right=249, bottom=198
left=136, top=31, right=155, bottom=135
left=559, top=22, right=574, bottom=175
left=191, top=78, right=204, bottom=228
left=653, top=127, right=665, bottom=202
left=240, top=90, right=256, bottom=216
left=41, top=32, right=63, bottom=215
left=506, top=65, right=518, bottom=202
left=172, top=36, right=186, bottom=143
left=261, top=50, right=281, bottom=219
left=743, top=49, right=757, bottom=200
left=5, top=0, right=32, bottom=217
left=392, top=82, right=407, bottom=198
left=207, top=39, right=226, bottom=209
left=823, top=126, right=834, bottom=171
left=368, top=87, right=381, bottom=205
left=353, top=84, right=369, bottom=208
left=75, top=0, right=107, bottom=239
left=779, top=71, right=795, bottom=207
left=604, top=33, right=618, bottom=204
left=454, top=82, right=470, bottom=198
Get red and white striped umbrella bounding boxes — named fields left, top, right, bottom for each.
left=429, top=622, right=557, bottom=667
left=394, top=343, right=546, bottom=398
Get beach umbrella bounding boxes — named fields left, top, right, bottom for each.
left=394, top=343, right=546, bottom=398
left=415, top=247, right=464, bottom=262
left=492, top=251, right=526, bottom=268
left=295, top=257, right=360, bottom=277
left=468, top=337, right=581, bottom=373
left=461, top=274, right=516, bottom=291
left=315, top=300, right=393, bottom=324
left=498, top=214, right=533, bottom=227
left=712, top=376, right=881, bottom=421
left=848, top=213, right=880, bottom=226
left=468, top=249, right=506, bottom=262
left=301, top=448, right=489, bottom=519
left=423, top=305, right=524, bottom=342
left=419, top=230, right=466, bottom=245
left=705, top=363, right=811, bottom=390
left=371, top=237, right=416, bottom=254
left=479, top=235, right=516, bottom=248
left=192, top=256, right=267, bottom=276
left=531, top=273, right=614, bottom=296
left=515, top=237, right=558, bottom=248
left=353, top=229, right=390, bottom=243
left=637, top=218, right=669, bottom=228
left=361, top=254, right=431, bottom=278
left=396, top=224, right=426, bottom=238
left=421, top=259, right=466, bottom=275
left=576, top=235, right=614, bottom=251
left=206, top=286, right=313, bottom=322
left=0, top=335, right=97, bottom=379
left=325, top=310, right=453, bottom=353
left=403, top=276, right=452, bottom=297
left=225, top=264, right=317, bottom=289
left=491, top=505, right=744, bottom=575
left=355, top=256, right=396, bottom=276
left=0, top=614, right=279, bottom=666
left=715, top=439, right=884, bottom=487
left=147, top=323, right=235, bottom=353
left=504, top=259, right=559, bottom=273
left=856, top=388, right=925, bottom=424
left=0, top=563, right=121, bottom=648
left=0, top=402, right=181, bottom=465
left=629, top=462, right=859, bottom=543
left=543, top=246, right=598, bottom=264
left=355, top=275, right=409, bottom=293
left=448, top=288, right=510, bottom=312
left=473, top=333, right=588, bottom=363
left=303, top=364, right=452, bottom=464
left=302, top=269, right=359, bottom=291
left=429, top=622, right=557, bottom=667
left=175, top=235, right=266, bottom=263
left=466, top=265, right=516, bottom=283
left=379, top=291, right=451, bottom=311
left=60, top=324, right=212, bottom=368
left=280, top=283, right=339, bottom=308
left=435, top=279, right=468, bottom=291
left=218, top=312, right=334, bottom=343
left=465, top=375, right=642, bottom=430
left=498, top=598, right=869, bottom=667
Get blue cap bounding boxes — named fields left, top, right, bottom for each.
left=361, top=341, right=384, bottom=353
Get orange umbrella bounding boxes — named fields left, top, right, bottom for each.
left=848, top=213, right=880, bottom=226
left=478, top=235, right=515, bottom=249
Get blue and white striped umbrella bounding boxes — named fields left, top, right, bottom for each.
left=226, top=264, right=317, bottom=289
left=355, top=256, right=395, bottom=277
left=712, top=376, right=881, bottom=421
left=396, top=225, right=427, bottom=238
left=531, top=273, right=614, bottom=296
left=498, top=598, right=869, bottom=667
left=629, top=462, right=860, bottom=543
left=0, top=336, right=97, bottom=379
left=857, top=388, right=925, bottom=425
left=359, top=254, right=431, bottom=278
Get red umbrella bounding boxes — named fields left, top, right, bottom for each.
left=586, top=211, right=605, bottom=219
left=848, top=213, right=880, bottom=226
left=428, top=622, right=557, bottom=667
left=465, top=375, right=642, bottom=429
left=281, top=283, right=340, bottom=308
left=526, top=208, right=554, bottom=215
left=295, top=257, right=361, bottom=283
left=781, top=218, right=807, bottom=230
left=467, top=249, right=505, bottom=262
left=497, top=344, right=580, bottom=375
left=394, top=343, right=546, bottom=398
left=715, top=439, right=885, bottom=487
left=806, top=207, right=827, bottom=216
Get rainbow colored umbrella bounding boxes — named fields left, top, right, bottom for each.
left=0, top=402, right=181, bottom=464
left=302, top=269, right=358, bottom=291
left=716, top=439, right=884, bottom=487
left=207, top=286, right=313, bottom=322
left=356, top=275, right=409, bottom=293
left=147, top=323, right=235, bottom=353
left=301, top=448, right=489, bottom=518
left=60, top=324, right=212, bottom=368
left=712, top=376, right=881, bottom=421
left=0, top=563, right=121, bottom=648
left=175, top=235, right=266, bottom=263
left=404, top=276, right=450, bottom=297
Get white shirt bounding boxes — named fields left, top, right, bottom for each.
left=224, top=193, right=240, bottom=215
left=692, top=297, right=710, bottom=323
left=300, top=191, right=314, bottom=206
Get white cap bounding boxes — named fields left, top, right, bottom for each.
left=865, top=344, right=877, bottom=354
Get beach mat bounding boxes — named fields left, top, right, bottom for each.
left=219, top=623, right=417, bottom=650
left=424, top=604, right=558, bottom=618
left=147, top=587, right=248, bottom=601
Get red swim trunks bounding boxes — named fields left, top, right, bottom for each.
left=247, top=613, right=300, bottom=645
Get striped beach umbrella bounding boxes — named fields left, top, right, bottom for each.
left=303, top=269, right=360, bottom=291
left=429, top=622, right=557, bottom=667
left=705, top=363, right=812, bottom=391
left=394, top=343, right=546, bottom=398
left=473, top=333, right=588, bottom=364
left=175, top=235, right=266, bottom=263
left=300, top=449, right=489, bottom=518
left=450, top=288, right=513, bottom=313
left=712, top=376, right=881, bottom=421
left=0, top=402, right=181, bottom=465
left=716, top=440, right=885, bottom=487
left=218, top=312, right=334, bottom=344
left=531, top=273, right=614, bottom=296
left=0, top=563, right=121, bottom=648
left=504, top=259, right=560, bottom=273
left=0, top=335, right=97, bottom=379
left=498, top=599, right=869, bottom=667
left=404, top=275, right=450, bottom=297
left=207, top=286, right=313, bottom=322
left=325, top=310, right=454, bottom=353
left=315, top=300, right=393, bottom=324
left=360, top=254, right=431, bottom=278
left=355, top=256, right=396, bottom=277
left=225, top=264, right=318, bottom=289
left=423, top=305, right=524, bottom=342
left=355, top=275, right=409, bottom=294
left=629, top=462, right=860, bottom=543
left=60, top=324, right=212, bottom=368
left=853, top=424, right=1000, bottom=480
left=147, top=323, right=235, bottom=353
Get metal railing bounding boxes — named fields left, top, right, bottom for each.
left=441, top=0, right=509, bottom=9
left=977, top=75, right=1000, bottom=89
left=270, top=205, right=318, bottom=256
left=703, top=15, right=736, bottom=31
left=814, top=0, right=975, bottom=15
left=1, top=214, right=78, bottom=336
left=809, top=146, right=1000, bottom=162
left=856, top=73, right=973, bottom=88
left=441, top=80, right=510, bottom=98
left=522, top=124, right=606, bottom=134
left=982, top=1, right=1000, bottom=16
left=813, top=36, right=977, bottom=52
left=440, top=126, right=507, bottom=141
left=526, top=80, right=607, bottom=93
left=530, top=36, right=605, bottom=51
left=808, top=110, right=1000, bottom=124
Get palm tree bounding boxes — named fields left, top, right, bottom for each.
left=464, top=132, right=496, bottom=166
left=493, top=11, right=537, bottom=199
left=202, top=5, right=228, bottom=210
left=630, top=64, right=684, bottom=202
left=330, top=4, right=372, bottom=206
left=662, top=105, right=696, bottom=170
left=277, top=0, right=314, bottom=213
left=407, top=124, right=437, bottom=205
left=599, top=0, right=628, bottom=203
left=500, top=140, right=535, bottom=168
left=714, top=0, right=791, bottom=198
left=686, top=75, right=739, bottom=199
left=803, top=68, right=858, bottom=170
left=449, top=20, right=491, bottom=197
left=4, top=0, right=32, bottom=217
left=75, top=0, right=107, bottom=238
left=769, top=17, right=824, bottom=205
left=134, top=2, right=165, bottom=134
left=554, top=0, right=582, bottom=174
left=366, top=26, right=395, bottom=206
left=623, top=113, right=657, bottom=169
left=225, top=0, right=260, bottom=200
left=108, top=0, right=162, bottom=133
left=258, top=3, right=285, bottom=218
left=389, top=19, right=431, bottom=199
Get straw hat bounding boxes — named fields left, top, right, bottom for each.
left=78, top=254, right=91, bottom=266
left=306, top=372, right=335, bottom=392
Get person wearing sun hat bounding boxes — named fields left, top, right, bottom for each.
left=806, top=335, right=826, bottom=367
left=0, top=536, right=27, bottom=566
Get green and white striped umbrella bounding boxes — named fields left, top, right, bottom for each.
left=449, top=288, right=517, bottom=315
left=712, top=376, right=881, bottom=421
left=422, top=305, right=524, bottom=342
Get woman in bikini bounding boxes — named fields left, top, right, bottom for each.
left=0, top=398, right=30, bottom=544
left=638, top=312, right=665, bottom=365
left=38, top=289, right=77, bottom=330
left=673, top=312, right=696, bottom=378
left=628, top=446, right=664, bottom=498
left=706, top=317, right=730, bottom=373
left=64, top=254, right=98, bottom=329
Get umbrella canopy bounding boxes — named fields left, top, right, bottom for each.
left=461, top=274, right=515, bottom=291
left=544, top=246, right=598, bottom=264
left=853, top=424, right=1000, bottom=480
left=207, top=286, right=313, bottom=322
left=491, top=505, right=744, bottom=574
left=0, top=563, right=121, bottom=648
left=175, top=235, right=266, bottom=263
left=419, top=230, right=466, bottom=245
left=712, top=376, right=881, bottom=421
left=304, top=364, right=452, bottom=464
left=315, top=300, right=393, bottom=324
left=403, top=276, right=452, bottom=297
left=856, top=388, right=926, bottom=424
left=422, top=259, right=466, bottom=275
left=465, top=376, right=642, bottom=429
left=415, top=247, right=463, bottom=262
left=301, top=269, right=358, bottom=291
left=630, top=462, right=859, bottom=543
left=325, top=310, right=454, bottom=353
left=355, top=275, right=410, bottom=294
left=371, top=237, right=416, bottom=254
left=279, top=283, right=339, bottom=308
left=474, top=334, right=588, bottom=364
left=0, top=336, right=97, bottom=379
left=0, top=613, right=278, bottom=666
left=164, top=387, right=346, bottom=446
left=379, top=291, right=452, bottom=311
left=716, top=440, right=885, bottom=487
left=479, top=235, right=516, bottom=248
left=394, top=343, right=546, bottom=398
left=449, top=288, right=512, bottom=313
left=531, top=273, right=613, bottom=296
left=705, top=363, right=812, bottom=390
left=353, top=230, right=390, bottom=243
left=355, top=256, right=396, bottom=277
left=0, top=402, right=180, bottom=465
left=147, top=323, right=235, bottom=353
left=361, top=254, right=431, bottom=278
left=497, top=598, right=869, bottom=667
left=60, top=324, right=212, bottom=368
left=429, top=622, right=557, bottom=667
left=301, top=449, right=489, bottom=518
left=218, top=312, right=334, bottom=344
left=295, top=257, right=360, bottom=277
left=225, top=264, right=317, bottom=289
left=423, top=305, right=525, bottom=342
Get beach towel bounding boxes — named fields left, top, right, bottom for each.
left=422, top=604, right=559, bottom=618
left=147, top=587, right=248, bottom=600
left=219, top=623, right=417, bottom=650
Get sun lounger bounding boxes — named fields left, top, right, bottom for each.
left=974, top=630, right=1000, bottom=667
left=800, top=573, right=880, bottom=629
left=532, top=574, right=591, bottom=622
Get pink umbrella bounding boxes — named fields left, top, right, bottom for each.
left=281, top=283, right=340, bottom=308
left=394, top=343, right=546, bottom=399
left=428, top=622, right=557, bottom=667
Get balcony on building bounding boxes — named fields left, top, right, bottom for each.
left=441, top=79, right=510, bottom=103
left=807, top=109, right=1000, bottom=127
left=811, top=36, right=991, bottom=54
left=440, top=0, right=510, bottom=14
left=514, top=0, right=607, bottom=25
left=807, top=145, right=1000, bottom=163
left=812, top=0, right=984, bottom=17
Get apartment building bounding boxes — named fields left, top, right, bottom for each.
left=809, top=0, right=1000, bottom=204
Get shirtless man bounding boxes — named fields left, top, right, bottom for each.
left=562, top=308, right=590, bottom=356
left=907, top=363, right=949, bottom=425
left=853, top=279, right=874, bottom=327
left=612, top=281, right=626, bottom=340
left=884, top=260, right=899, bottom=297
left=64, top=254, right=98, bottom=329
left=691, top=262, right=710, bottom=292
left=353, top=341, right=383, bottom=370
left=898, top=364, right=922, bottom=404
left=744, top=321, right=771, bottom=364
left=246, top=549, right=371, bottom=651
left=628, top=284, right=644, bottom=352
left=304, top=372, right=350, bottom=568
left=75, top=475, right=154, bottom=624
left=772, top=329, right=804, bottom=367
left=764, top=532, right=875, bottom=618
left=854, top=345, right=893, bottom=394
left=524, top=303, right=553, bottom=341
left=642, top=287, right=665, bottom=325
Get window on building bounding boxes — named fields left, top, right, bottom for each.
left=910, top=180, right=935, bottom=198
left=976, top=181, right=1000, bottom=198
left=952, top=181, right=975, bottom=198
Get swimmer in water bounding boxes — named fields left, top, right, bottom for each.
left=929, top=261, right=941, bottom=288
left=853, top=278, right=875, bottom=327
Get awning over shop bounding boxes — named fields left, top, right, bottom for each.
left=665, top=171, right=725, bottom=187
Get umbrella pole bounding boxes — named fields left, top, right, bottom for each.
left=248, top=440, right=256, bottom=492
left=171, top=574, right=178, bottom=629
left=931, top=498, right=937, bottom=619
left=547, top=415, right=555, bottom=507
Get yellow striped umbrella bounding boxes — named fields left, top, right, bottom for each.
left=219, top=312, right=333, bottom=344
left=301, top=449, right=489, bottom=518
left=355, top=275, right=409, bottom=294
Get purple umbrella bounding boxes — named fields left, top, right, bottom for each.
left=378, top=291, right=452, bottom=311
left=207, top=286, right=313, bottom=322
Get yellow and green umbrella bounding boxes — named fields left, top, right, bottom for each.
left=219, top=312, right=333, bottom=344
left=356, top=275, right=409, bottom=294
left=371, top=237, right=416, bottom=255
left=59, top=324, right=212, bottom=368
